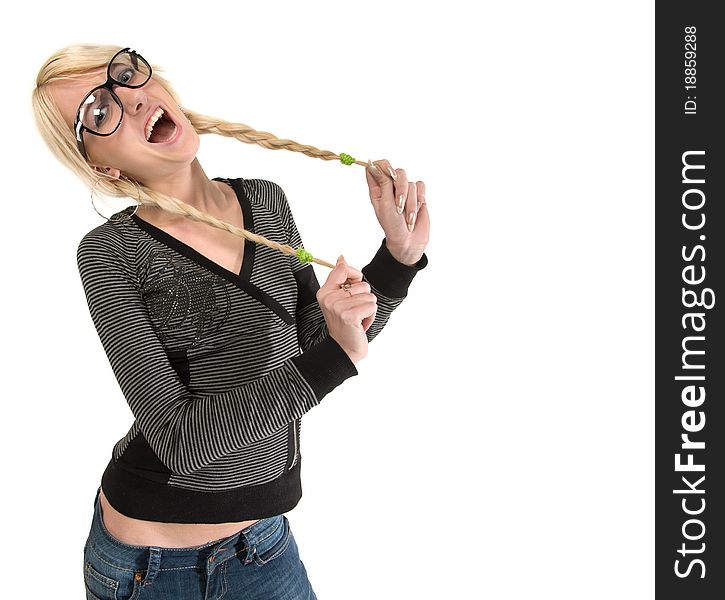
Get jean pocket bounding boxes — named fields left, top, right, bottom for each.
left=83, top=547, right=144, bottom=600
left=253, top=515, right=292, bottom=566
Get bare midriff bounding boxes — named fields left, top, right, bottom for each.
left=99, top=487, right=261, bottom=548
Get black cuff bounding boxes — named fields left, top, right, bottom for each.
left=290, top=335, right=358, bottom=400
left=361, top=238, right=428, bottom=298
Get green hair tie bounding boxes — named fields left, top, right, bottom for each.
left=339, top=153, right=355, bottom=165
left=295, top=246, right=314, bottom=264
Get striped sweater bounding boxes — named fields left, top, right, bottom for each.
left=76, top=177, right=428, bottom=523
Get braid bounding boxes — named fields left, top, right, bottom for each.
left=128, top=179, right=322, bottom=266
left=185, top=109, right=367, bottom=167
left=114, top=108, right=372, bottom=269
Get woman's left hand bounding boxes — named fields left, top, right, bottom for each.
left=365, top=159, right=429, bottom=266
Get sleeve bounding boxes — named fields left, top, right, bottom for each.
left=276, top=184, right=429, bottom=352
left=76, top=230, right=358, bottom=476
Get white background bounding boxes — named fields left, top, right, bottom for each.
left=2, top=1, right=653, bottom=598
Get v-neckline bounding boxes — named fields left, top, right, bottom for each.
left=130, top=177, right=255, bottom=283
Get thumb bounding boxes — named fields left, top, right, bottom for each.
left=326, top=255, right=362, bottom=286
left=365, top=162, right=385, bottom=201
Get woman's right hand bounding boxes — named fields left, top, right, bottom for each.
left=316, top=255, right=377, bottom=365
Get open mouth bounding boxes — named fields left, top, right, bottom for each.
left=146, top=107, right=178, bottom=143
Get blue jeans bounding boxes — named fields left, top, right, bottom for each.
left=83, top=487, right=318, bottom=600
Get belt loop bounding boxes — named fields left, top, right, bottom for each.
left=141, top=547, right=162, bottom=587
left=241, top=529, right=256, bottom=565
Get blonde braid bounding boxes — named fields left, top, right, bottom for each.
left=121, top=177, right=329, bottom=266
left=184, top=108, right=369, bottom=167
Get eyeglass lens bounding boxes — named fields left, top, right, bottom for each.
left=78, top=51, right=151, bottom=135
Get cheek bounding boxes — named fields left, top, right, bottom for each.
left=184, top=125, right=200, bottom=149
left=85, top=127, right=135, bottom=164
left=83, top=134, right=110, bottom=163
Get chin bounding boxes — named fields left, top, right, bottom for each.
left=172, top=127, right=200, bottom=161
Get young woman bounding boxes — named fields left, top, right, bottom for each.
left=32, top=44, right=429, bottom=599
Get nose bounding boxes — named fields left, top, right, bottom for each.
left=114, top=85, right=148, bottom=117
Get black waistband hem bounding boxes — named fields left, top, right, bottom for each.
left=100, top=457, right=303, bottom=524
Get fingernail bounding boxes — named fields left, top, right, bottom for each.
left=367, top=160, right=383, bottom=176
left=407, top=211, right=416, bottom=232
left=387, top=167, right=398, bottom=181
left=397, top=194, right=406, bottom=214
left=338, top=255, right=344, bottom=263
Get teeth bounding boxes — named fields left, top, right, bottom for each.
left=145, top=107, right=165, bottom=141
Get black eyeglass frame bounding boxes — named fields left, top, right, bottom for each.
left=73, top=47, right=152, bottom=160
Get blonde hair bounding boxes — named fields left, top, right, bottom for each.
left=32, top=43, right=368, bottom=268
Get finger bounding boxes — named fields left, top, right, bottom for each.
left=335, top=291, right=377, bottom=308
left=339, top=280, right=371, bottom=296
left=371, top=158, right=397, bottom=194
left=411, top=194, right=430, bottom=236
left=370, top=159, right=410, bottom=216
left=334, top=294, right=378, bottom=323
left=323, top=256, right=363, bottom=289
left=366, top=159, right=390, bottom=194
left=404, top=182, right=418, bottom=232
left=361, top=306, right=377, bottom=332
left=365, top=169, right=382, bottom=203
left=392, top=168, right=409, bottom=215
left=415, top=180, right=427, bottom=210
left=365, top=160, right=383, bottom=203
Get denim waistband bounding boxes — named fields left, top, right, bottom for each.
left=86, top=486, right=284, bottom=579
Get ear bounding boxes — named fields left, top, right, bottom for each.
left=90, top=164, right=121, bottom=179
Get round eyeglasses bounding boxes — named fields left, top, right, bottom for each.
left=73, top=47, right=152, bottom=160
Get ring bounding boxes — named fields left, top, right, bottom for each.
left=340, top=282, right=352, bottom=296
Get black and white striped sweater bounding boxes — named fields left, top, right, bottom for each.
left=76, top=177, right=428, bottom=523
